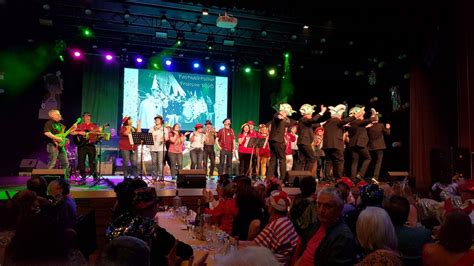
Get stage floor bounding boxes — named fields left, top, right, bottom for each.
left=0, top=175, right=301, bottom=200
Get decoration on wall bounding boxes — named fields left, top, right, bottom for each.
left=38, top=71, right=63, bottom=119
left=368, top=70, right=376, bottom=85
left=390, top=86, right=401, bottom=112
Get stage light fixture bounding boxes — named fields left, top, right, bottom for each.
left=206, top=68, right=212, bottom=73
left=202, top=8, right=209, bottom=16
left=105, top=54, right=113, bottom=61
left=59, top=55, right=64, bottom=62
left=153, top=63, right=159, bottom=69
left=123, top=10, right=131, bottom=21
left=176, top=32, right=185, bottom=45
left=136, top=57, right=143, bottom=63
left=73, top=51, right=81, bottom=58
left=284, top=52, right=290, bottom=58
left=219, top=65, right=226, bottom=71
left=244, top=67, right=251, bottom=73
left=82, top=27, right=92, bottom=38
left=165, top=59, right=172, bottom=66
left=268, top=69, right=276, bottom=76
left=196, top=18, right=203, bottom=28
left=193, top=62, right=200, bottom=69
left=161, top=14, right=167, bottom=23
left=206, top=35, right=214, bottom=50
left=303, top=25, right=309, bottom=29
left=84, top=8, right=92, bottom=16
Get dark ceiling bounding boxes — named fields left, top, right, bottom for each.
left=0, top=0, right=446, bottom=71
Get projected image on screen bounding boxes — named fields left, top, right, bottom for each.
left=123, top=68, right=228, bottom=130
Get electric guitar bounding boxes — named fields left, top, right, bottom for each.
left=72, top=123, right=111, bottom=146
left=54, top=118, right=82, bottom=148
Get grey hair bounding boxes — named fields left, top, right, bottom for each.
left=317, top=187, right=344, bottom=209
left=356, top=207, right=398, bottom=252
left=215, top=246, right=279, bottom=266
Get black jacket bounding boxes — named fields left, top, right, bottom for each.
left=304, top=219, right=357, bottom=266
left=322, top=116, right=356, bottom=150
left=347, top=118, right=373, bottom=148
left=269, top=112, right=291, bottom=143
left=367, top=122, right=390, bottom=150
left=297, top=114, right=324, bottom=146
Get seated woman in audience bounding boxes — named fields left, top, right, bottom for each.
left=97, top=236, right=150, bottom=266
left=423, top=210, right=474, bottom=266
left=46, top=178, right=78, bottom=230
left=240, top=191, right=300, bottom=266
left=112, top=178, right=148, bottom=219
left=232, top=177, right=266, bottom=240
left=202, top=174, right=232, bottom=210
left=356, top=207, right=403, bottom=266
left=392, top=180, right=419, bottom=227
left=204, top=180, right=238, bottom=234
left=335, top=177, right=357, bottom=215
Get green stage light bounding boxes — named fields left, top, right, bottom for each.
left=206, top=68, right=212, bottom=73
left=59, top=55, right=64, bottom=62
left=177, top=40, right=181, bottom=45
left=268, top=69, right=276, bottom=76
left=244, top=67, right=251, bottom=73
left=82, top=27, right=92, bottom=38
left=284, top=53, right=290, bottom=58
left=208, top=46, right=212, bottom=50
left=153, top=63, right=159, bottom=69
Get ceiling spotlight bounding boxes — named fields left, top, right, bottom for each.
left=43, top=4, right=50, bottom=10
left=196, top=18, right=203, bottom=28
left=105, top=54, right=113, bottom=61
left=261, top=30, right=268, bottom=37
left=161, top=14, right=167, bottom=23
left=193, top=62, right=200, bottom=69
left=320, top=38, right=326, bottom=43
left=165, top=59, right=172, bottom=66
left=206, top=68, right=212, bottom=73
left=121, top=47, right=127, bottom=52
left=206, top=35, right=215, bottom=50
left=253, top=61, right=259, bottom=65
left=202, top=8, right=209, bottom=16
left=303, top=25, right=309, bottom=29
left=291, top=35, right=297, bottom=40
left=178, top=53, right=184, bottom=57
left=219, top=65, right=226, bottom=71
left=176, top=32, right=185, bottom=45
left=205, top=56, right=210, bottom=60
left=268, top=69, right=276, bottom=76
left=244, top=67, right=251, bottom=73
left=123, top=10, right=131, bottom=21
left=136, top=57, right=143, bottom=63
left=299, top=65, right=304, bottom=69
left=84, top=9, right=92, bottom=16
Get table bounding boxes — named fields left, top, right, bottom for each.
left=157, top=212, right=215, bottom=266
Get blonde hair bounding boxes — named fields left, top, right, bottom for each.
left=48, top=109, right=59, bottom=118
left=357, top=207, right=398, bottom=252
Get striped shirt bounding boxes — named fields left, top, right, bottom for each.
left=254, top=215, right=299, bottom=265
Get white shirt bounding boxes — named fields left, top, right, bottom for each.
left=148, top=125, right=169, bottom=152
left=190, top=132, right=205, bottom=150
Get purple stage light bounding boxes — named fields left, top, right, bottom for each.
left=105, top=54, right=113, bottom=61
left=136, top=57, right=143, bottom=63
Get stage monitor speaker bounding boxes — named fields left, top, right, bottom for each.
left=31, top=169, right=66, bottom=184
left=177, top=169, right=207, bottom=188
left=285, top=170, right=313, bottom=187
left=453, top=148, right=471, bottom=178
left=386, top=171, right=409, bottom=182
left=19, top=159, right=38, bottom=171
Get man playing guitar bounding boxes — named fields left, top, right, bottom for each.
left=44, top=109, right=77, bottom=178
left=71, top=112, right=101, bottom=182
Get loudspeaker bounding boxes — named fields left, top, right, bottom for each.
left=19, top=159, right=38, bottom=171
left=285, top=170, right=312, bottom=187
left=31, top=169, right=66, bottom=184
left=177, top=169, right=207, bottom=188
left=453, top=148, right=471, bottom=178
left=97, top=162, right=113, bottom=175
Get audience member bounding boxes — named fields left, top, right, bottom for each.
left=423, top=210, right=474, bottom=266
left=26, top=176, right=48, bottom=198
left=204, top=181, right=237, bottom=234
left=356, top=207, right=402, bottom=266
left=47, top=178, right=78, bottom=230
left=240, top=190, right=299, bottom=265
left=216, top=246, right=279, bottom=266
left=97, top=236, right=150, bottom=266
left=297, top=187, right=357, bottom=265
left=384, top=195, right=433, bottom=265
left=290, top=176, right=317, bottom=240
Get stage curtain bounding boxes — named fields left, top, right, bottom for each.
left=231, top=70, right=261, bottom=131
left=81, top=58, right=120, bottom=131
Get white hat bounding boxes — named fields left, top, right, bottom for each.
left=279, top=103, right=296, bottom=116
left=299, top=104, right=316, bottom=115
left=151, top=75, right=158, bottom=90
left=329, top=104, right=346, bottom=117
left=370, top=108, right=380, bottom=121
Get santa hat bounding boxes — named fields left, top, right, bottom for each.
left=269, top=190, right=291, bottom=212
left=195, top=123, right=203, bottom=129
left=329, top=104, right=346, bottom=117
left=336, top=177, right=354, bottom=188
left=122, top=116, right=130, bottom=124
left=247, top=120, right=255, bottom=126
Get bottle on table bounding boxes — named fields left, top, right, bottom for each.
left=173, top=190, right=181, bottom=215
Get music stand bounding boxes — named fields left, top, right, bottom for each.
left=131, top=132, right=154, bottom=182
left=246, top=137, right=267, bottom=177
left=89, top=132, right=114, bottom=188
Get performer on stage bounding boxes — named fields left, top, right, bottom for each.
left=168, top=124, right=188, bottom=179
left=189, top=123, right=206, bottom=169
left=44, top=109, right=74, bottom=178
left=203, top=120, right=217, bottom=177
left=216, top=118, right=235, bottom=175
left=238, top=122, right=256, bottom=176
left=312, top=127, right=325, bottom=179
left=367, top=108, right=391, bottom=180
left=268, top=103, right=295, bottom=180
left=296, top=104, right=327, bottom=172
left=285, top=127, right=297, bottom=171
left=71, top=112, right=100, bottom=182
left=257, top=124, right=270, bottom=179
left=347, top=106, right=375, bottom=181
left=322, top=104, right=356, bottom=180
left=289, top=124, right=299, bottom=170
left=148, top=115, right=169, bottom=181
left=119, top=116, right=141, bottom=178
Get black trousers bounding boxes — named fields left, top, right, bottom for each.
left=296, top=144, right=316, bottom=172
left=323, top=148, right=344, bottom=179
left=350, top=146, right=372, bottom=178
left=78, top=144, right=96, bottom=177
left=203, top=145, right=216, bottom=176
left=370, top=150, right=384, bottom=178
left=238, top=153, right=252, bottom=176
left=219, top=150, right=233, bottom=175
left=268, top=141, right=287, bottom=179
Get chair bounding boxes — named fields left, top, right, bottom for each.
left=76, top=210, right=97, bottom=259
